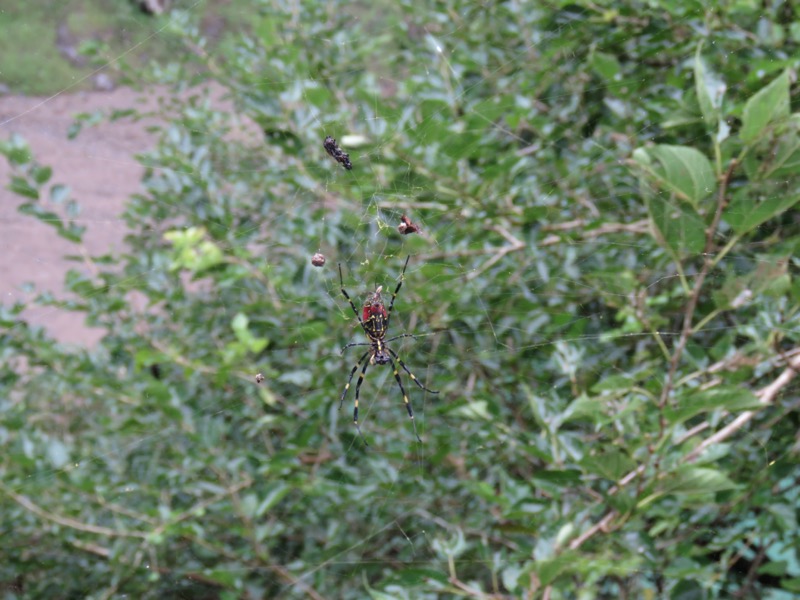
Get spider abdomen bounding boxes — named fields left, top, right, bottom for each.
left=372, top=347, right=391, bottom=365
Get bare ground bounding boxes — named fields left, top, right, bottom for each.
left=0, top=88, right=158, bottom=346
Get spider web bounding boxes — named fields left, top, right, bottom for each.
left=0, top=2, right=789, bottom=598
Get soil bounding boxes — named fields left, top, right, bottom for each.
left=0, top=88, right=159, bottom=346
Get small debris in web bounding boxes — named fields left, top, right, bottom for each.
left=323, top=136, right=353, bottom=170
left=255, top=373, right=265, bottom=384
left=397, top=214, right=421, bottom=235
left=136, top=0, right=170, bottom=15
left=311, top=253, right=326, bottom=267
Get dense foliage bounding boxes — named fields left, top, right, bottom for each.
left=2, top=1, right=800, bottom=598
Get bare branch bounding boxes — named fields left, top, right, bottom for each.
left=466, top=225, right=525, bottom=281
left=1, top=485, right=146, bottom=539
left=685, top=348, right=800, bottom=462
left=570, top=345, right=800, bottom=550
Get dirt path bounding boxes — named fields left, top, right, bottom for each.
left=0, top=88, right=158, bottom=345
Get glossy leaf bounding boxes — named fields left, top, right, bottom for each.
left=740, top=70, right=790, bottom=143
left=634, top=145, right=715, bottom=208
left=646, top=195, right=705, bottom=257
left=666, top=386, right=761, bottom=425
left=694, top=45, right=724, bottom=129
left=726, top=189, right=800, bottom=235
left=660, top=467, right=739, bottom=496
left=9, top=176, right=39, bottom=200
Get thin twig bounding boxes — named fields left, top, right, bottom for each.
left=540, top=219, right=649, bottom=234
left=568, top=512, right=615, bottom=550
left=685, top=349, right=800, bottom=462
left=449, top=575, right=509, bottom=599
left=466, top=225, right=525, bottom=281
left=1, top=485, right=146, bottom=539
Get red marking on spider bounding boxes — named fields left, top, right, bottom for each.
left=362, top=286, right=387, bottom=322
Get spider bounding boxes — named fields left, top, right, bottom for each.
left=338, top=256, right=438, bottom=444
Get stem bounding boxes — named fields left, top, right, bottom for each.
left=571, top=346, right=800, bottom=550
left=651, top=328, right=671, bottom=362
left=692, top=308, right=722, bottom=335
left=658, top=158, right=738, bottom=409
left=710, top=233, right=741, bottom=269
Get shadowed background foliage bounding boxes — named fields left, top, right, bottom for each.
left=2, top=1, right=800, bottom=598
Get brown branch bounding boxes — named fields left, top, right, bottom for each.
left=540, top=219, right=649, bottom=234
left=449, top=576, right=510, bottom=599
left=429, top=218, right=647, bottom=261
left=1, top=485, right=147, bottom=539
left=570, top=345, right=800, bottom=550
left=684, top=348, right=800, bottom=462
left=465, top=225, right=525, bottom=281
left=568, top=512, right=615, bottom=550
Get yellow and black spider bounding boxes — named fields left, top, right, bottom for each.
left=338, top=256, right=438, bottom=444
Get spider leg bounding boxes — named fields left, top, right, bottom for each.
left=383, top=333, right=417, bottom=344
left=340, top=342, right=372, bottom=354
left=387, top=355, right=422, bottom=443
left=352, top=355, right=372, bottom=446
left=340, top=351, right=370, bottom=410
left=339, top=263, right=368, bottom=334
left=384, top=255, right=410, bottom=327
left=387, top=347, right=439, bottom=394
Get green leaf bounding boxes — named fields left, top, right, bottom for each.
left=201, top=569, right=237, bottom=587
left=660, top=466, right=739, bottom=496
left=451, top=399, right=491, bottom=420
left=232, top=313, right=249, bottom=337
left=582, top=449, right=636, bottom=481
left=646, top=195, right=705, bottom=257
left=670, top=579, right=705, bottom=600
left=50, top=184, right=70, bottom=204
left=741, top=70, right=790, bottom=143
left=781, top=577, right=800, bottom=593
left=31, top=165, right=53, bottom=185
left=47, top=438, right=69, bottom=469
left=726, top=188, right=800, bottom=235
left=0, top=134, right=31, bottom=165
left=58, top=222, right=85, bottom=243
left=277, top=370, right=312, bottom=386
left=634, top=145, right=715, bottom=208
left=532, top=469, right=582, bottom=485
left=666, top=386, right=761, bottom=425
left=255, top=484, right=290, bottom=517
left=590, top=50, right=621, bottom=82
left=742, top=115, right=800, bottom=181
left=695, top=45, right=724, bottom=129
left=591, top=374, right=635, bottom=393
left=9, top=176, right=39, bottom=200
left=18, top=204, right=61, bottom=227
left=536, top=553, right=576, bottom=586
left=393, top=568, right=449, bottom=586
left=365, top=586, right=399, bottom=600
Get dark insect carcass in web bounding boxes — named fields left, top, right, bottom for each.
left=398, top=214, right=421, bottom=235
left=323, top=136, right=353, bottom=170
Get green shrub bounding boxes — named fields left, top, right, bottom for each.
left=2, top=2, right=800, bottom=598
